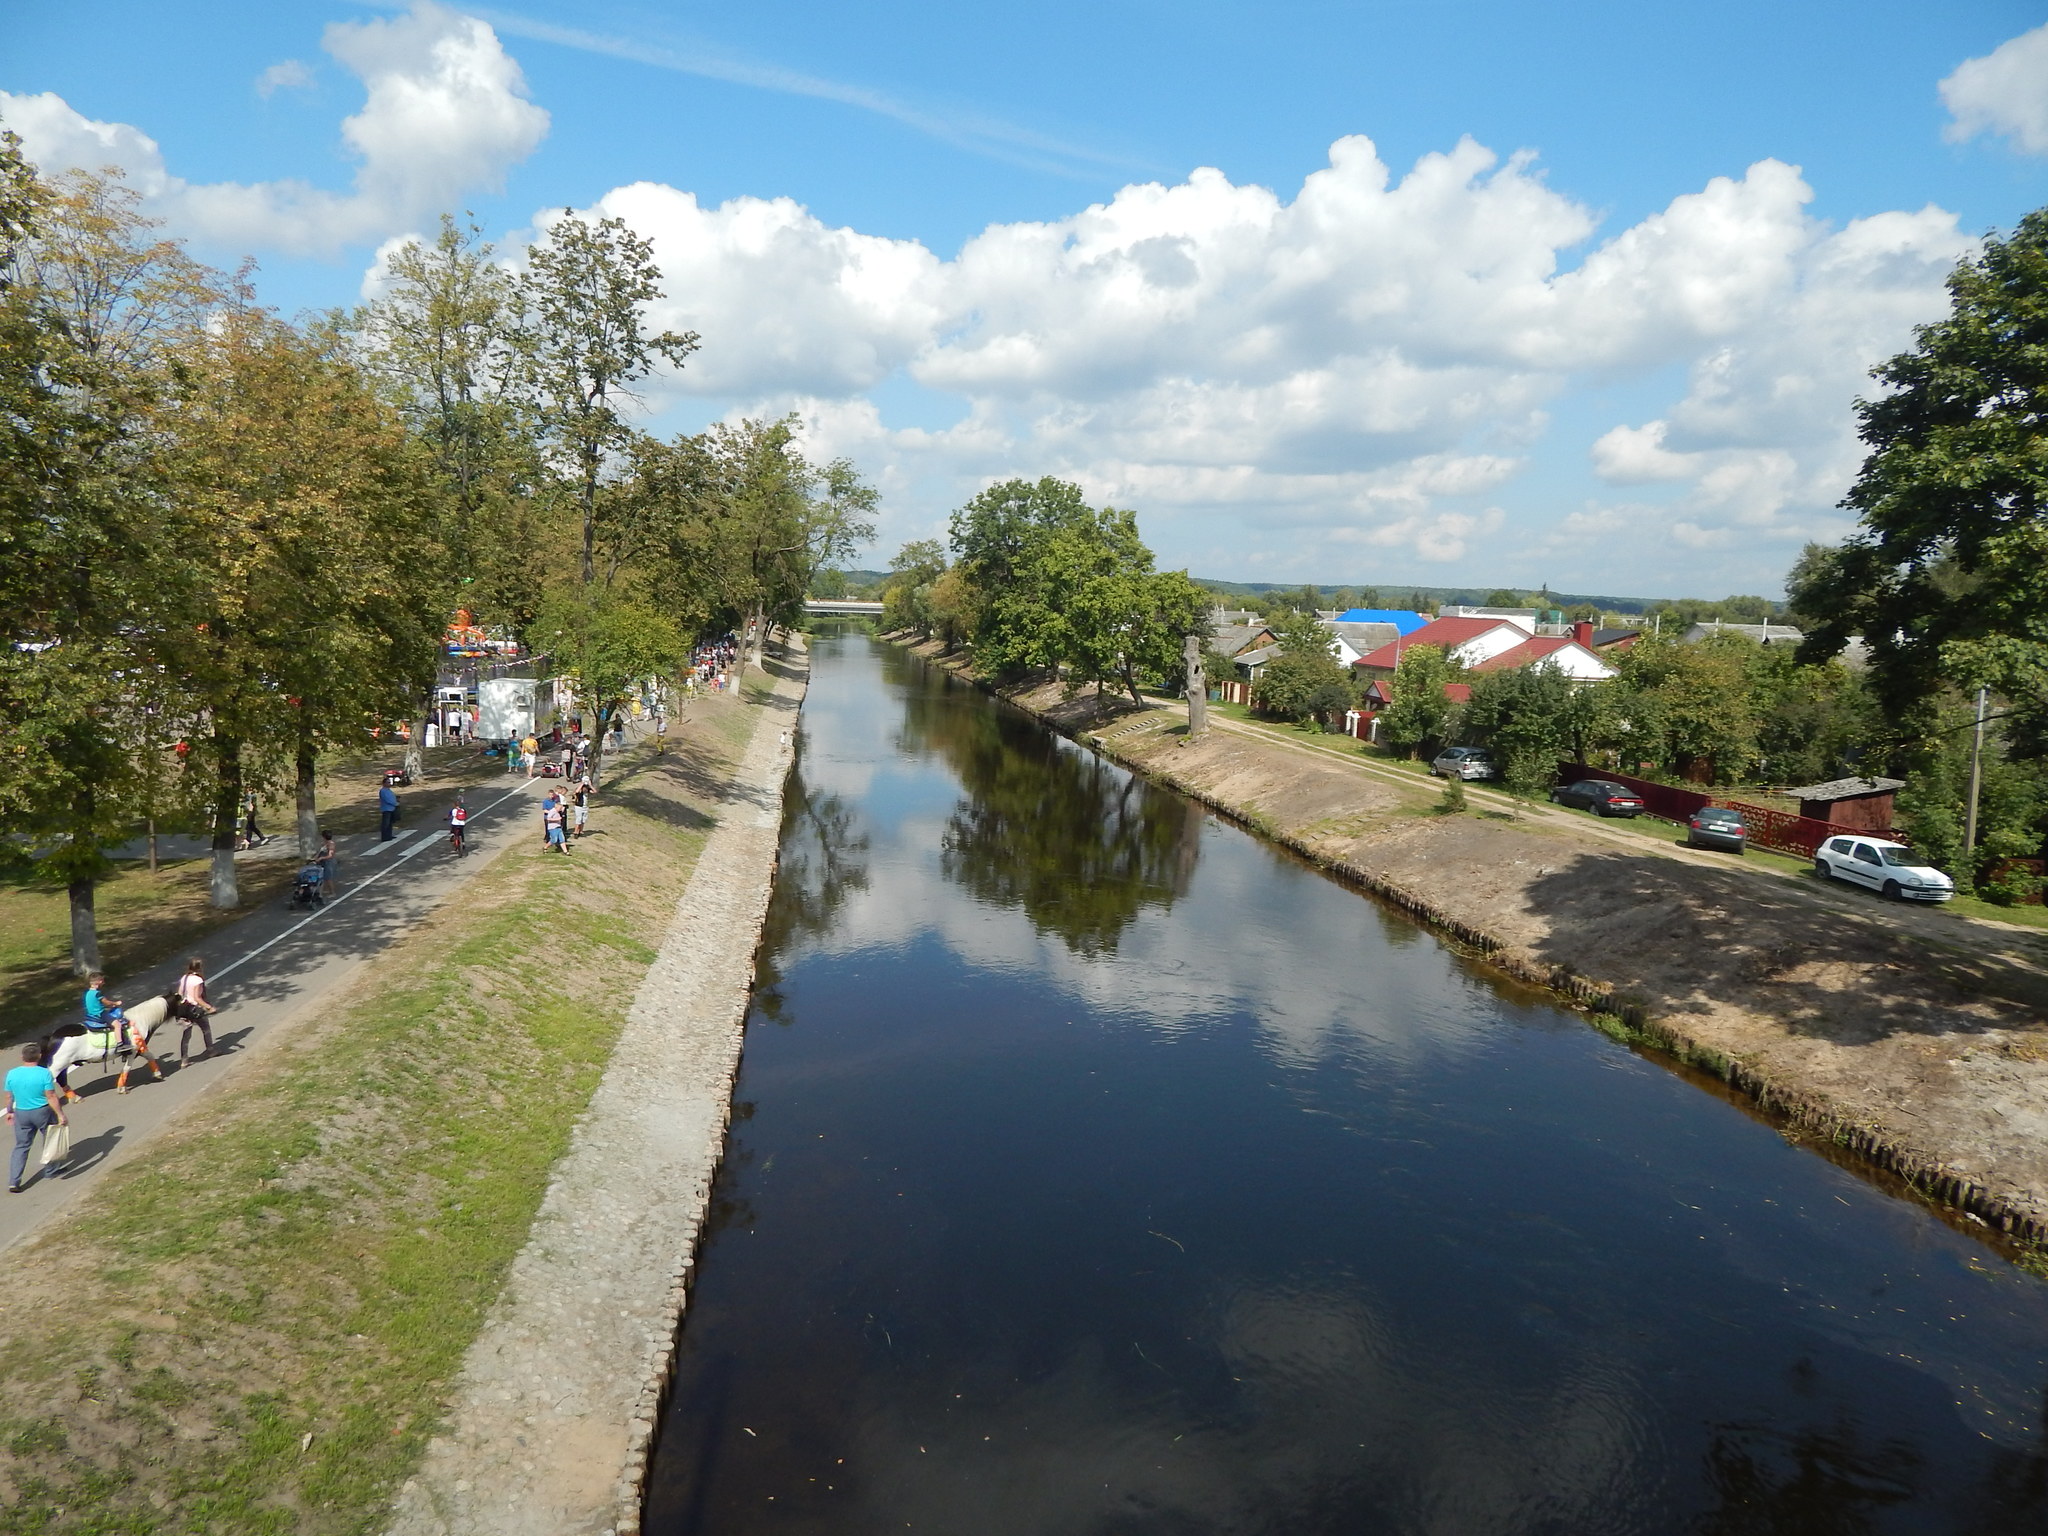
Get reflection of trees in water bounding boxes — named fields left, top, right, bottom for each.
left=895, top=654, right=1200, bottom=956
left=1694, top=1418, right=1918, bottom=1535
left=750, top=767, right=870, bottom=1025
left=1691, top=1385, right=2048, bottom=1534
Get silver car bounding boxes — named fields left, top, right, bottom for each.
left=1813, top=835, right=1953, bottom=902
left=1431, top=747, right=1495, bottom=780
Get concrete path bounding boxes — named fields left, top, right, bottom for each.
left=385, top=645, right=807, bottom=1536
left=0, top=771, right=553, bottom=1253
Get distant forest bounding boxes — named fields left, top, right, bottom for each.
left=817, top=570, right=1782, bottom=623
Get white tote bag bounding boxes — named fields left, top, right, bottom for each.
left=40, top=1121, right=70, bottom=1167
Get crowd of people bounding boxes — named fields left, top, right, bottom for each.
left=6, top=660, right=708, bottom=1195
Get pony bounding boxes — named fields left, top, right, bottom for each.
left=46, top=992, right=171, bottom=1096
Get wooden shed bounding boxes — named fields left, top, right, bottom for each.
left=1783, top=776, right=1905, bottom=832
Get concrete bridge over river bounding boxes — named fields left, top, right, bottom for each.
left=804, top=599, right=884, bottom=615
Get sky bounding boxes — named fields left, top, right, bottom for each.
left=7, top=2, right=2048, bottom=598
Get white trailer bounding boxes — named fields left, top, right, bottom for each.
left=476, top=677, right=537, bottom=743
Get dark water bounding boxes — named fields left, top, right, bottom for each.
left=646, top=631, right=2048, bottom=1535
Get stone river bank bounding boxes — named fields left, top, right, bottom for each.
left=894, top=634, right=2048, bottom=1256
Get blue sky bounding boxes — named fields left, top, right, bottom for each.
left=8, top=1, right=2048, bottom=596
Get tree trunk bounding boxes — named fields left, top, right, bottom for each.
left=211, top=740, right=242, bottom=910
left=1184, top=631, right=1208, bottom=737
left=67, top=788, right=102, bottom=975
left=405, top=685, right=431, bottom=782
left=296, top=738, right=320, bottom=860
left=68, top=878, right=100, bottom=976
left=579, top=457, right=598, bottom=587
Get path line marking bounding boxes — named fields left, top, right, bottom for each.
left=359, top=829, right=421, bottom=858
left=210, top=781, right=532, bottom=985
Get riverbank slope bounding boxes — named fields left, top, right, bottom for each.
left=894, top=635, right=2048, bottom=1253
left=0, top=645, right=802, bottom=1536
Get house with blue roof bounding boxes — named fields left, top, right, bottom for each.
left=1335, top=608, right=1429, bottom=634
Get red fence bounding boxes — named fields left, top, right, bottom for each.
left=1555, top=765, right=1850, bottom=859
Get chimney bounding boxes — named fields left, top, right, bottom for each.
left=1572, top=620, right=1594, bottom=647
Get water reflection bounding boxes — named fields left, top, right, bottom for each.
left=748, top=770, right=869, bottom=1026
left=896, top=660, right=1201, bottom=956
left=646, top=634, right=2048, bottom=1535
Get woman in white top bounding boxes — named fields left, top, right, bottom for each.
left=174, top=956, right=217, bottom=1064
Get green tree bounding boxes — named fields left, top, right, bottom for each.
left=1252, top=648, right=1353, bottom=726
left=1793, top=209, right=2048, bottom=741
left=1463, top=664, right=1577, bottom=799
left=881, top=538, right=946, bottom=635
left=1612, top=632, right=1759, bottom=782
left=164, top=300, right=445, bottom=907
left=0, top=157, right=222, bottom=965
left=1377, top=644, right=1462, bottom=759
left=518, top=211, right=699, bottom=587
left=530, top=592, right=687, bottom=783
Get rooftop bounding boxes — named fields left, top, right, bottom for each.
left=1784, top=776, right=1905, bottom=800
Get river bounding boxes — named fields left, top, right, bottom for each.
left=645, top=630, right=2048, bottom=1534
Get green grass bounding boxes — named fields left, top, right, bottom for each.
left=0, top=706, right=758, bottom=1535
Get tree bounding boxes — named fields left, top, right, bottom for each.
left=1253, top=648, right=1353, bottom=726
left=163, top=300, right=444, bottom=907
left=1612, top=632, right=1759, bottom=782
left=518, top=211, right=698, bottom=587
left=352, top=215, right=543, bottom=791
left=1378, top=645, right=1462, bottom=759
left=530, top=592, right=686, bottom=784
left=1794, top=209, right=2048, bottom=742
left=881, top=538, right=947, bottom=635
left=0, top=156, right=222, bottom=967
left=1463, top=664, right=1577, bottom=799
left=1484, top=589, right=1522, bottom=607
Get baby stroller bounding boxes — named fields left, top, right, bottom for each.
left=290, top=863, right=327, bottom=910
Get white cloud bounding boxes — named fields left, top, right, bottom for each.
left=1, top=2, right=546, bottom=256
left=255, top=59, right=315, bottom=99
left=1942, top=23, right=2048, bottom=155
left=551, top=136, right=1963, bottom=585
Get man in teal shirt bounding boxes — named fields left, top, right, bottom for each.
left=5, top=1041, right=67, bottom=1192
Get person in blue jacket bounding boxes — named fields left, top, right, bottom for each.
left=379, top=779, right=399, bottom=841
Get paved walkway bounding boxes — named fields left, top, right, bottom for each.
left=385, top=644, right=807, bottom=1536
left=0, top=773, right=551, bottom=1253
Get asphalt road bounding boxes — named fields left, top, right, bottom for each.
left=0, top=771, right=553, bottom=1254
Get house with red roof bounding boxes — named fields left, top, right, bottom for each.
left=1350, top=614, right=1537, bottom=681
left=1468, top=626, right=1616, bottom=681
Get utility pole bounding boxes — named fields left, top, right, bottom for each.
left=1964, top=684, right=1989, bottom=857
left=1184, top=631, right=1207, bottom=738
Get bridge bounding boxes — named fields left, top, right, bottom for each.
left=805, top=599, right=885, bottom=614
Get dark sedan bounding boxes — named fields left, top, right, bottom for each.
left=1551, top=779, right=1646, bottom=818
left=1685, top=806, right=1747, bottom=853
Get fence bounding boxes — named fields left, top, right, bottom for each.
left=1555, top=764, right=1852, bottom=860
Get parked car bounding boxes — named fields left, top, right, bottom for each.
left=1431, top=747, right=1496, bottom=781
left=1685, top=806, right=1747, bottom=853
left=1813, top=835, right=1954, bottom=902
left=1551, top=779, right=1646, bottom=818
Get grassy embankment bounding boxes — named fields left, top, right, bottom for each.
left=0, top=750, right=517, bottom=1045
left=0, top=697, right=760, bottom=1535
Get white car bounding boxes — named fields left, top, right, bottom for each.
left=1813, top=835, right=1954, bottom=902
left=1431, top=747, right=1496, bottom=780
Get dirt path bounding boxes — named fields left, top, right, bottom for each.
left=905, top=640, right=2048, bottom=1250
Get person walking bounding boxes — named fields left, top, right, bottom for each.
left=539, top=789, right=559, bottom=850
left=542, top=792, right=569, bottom=854
left=570, top=776, right=591, bottom=839
left=317, top=828, right=340, bottom=894
left=522, top=732, right=540, bottom=780
left=241, top=792, right=267, bottom=849
left=378, top=778, right=399, bottom=841
left=5, top=1042, right=67, bottom=1191
left=174, top=956, right=217, bottom=1065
